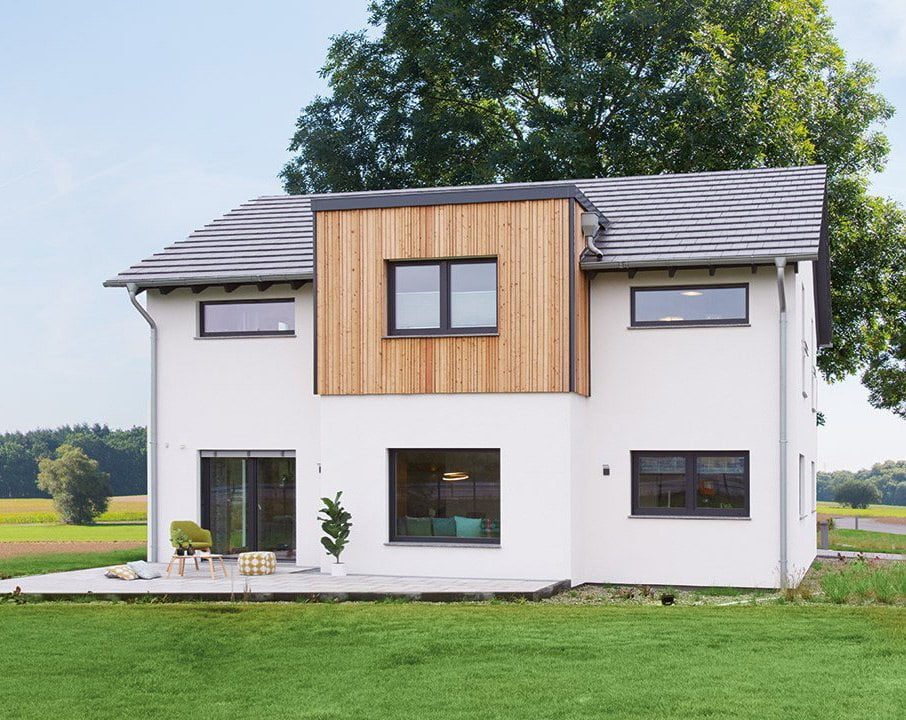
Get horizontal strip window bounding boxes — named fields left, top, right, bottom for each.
left=631, top=284, right=748, bottom=327
left=388, top=259, right=497, bottom=336
left=199, top=299, right=294, bottom=337
left=631, top=451, right=750, bottom=517
left=390, top=449, right=500, bottom=545
left=200, top=450, right=296, bottom=458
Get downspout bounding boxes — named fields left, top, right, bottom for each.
left=774, top=258, right=788, bottom=588
left=127, top=284, right=158, bottom=563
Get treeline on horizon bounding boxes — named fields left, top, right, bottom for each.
left=0, top=425, right=146, bottom=498
left=818, top=461, right=906, bottom=506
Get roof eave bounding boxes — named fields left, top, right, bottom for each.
left=579, top=252, right=819, bottom=271
left=103, top=271, right=314, bottom=290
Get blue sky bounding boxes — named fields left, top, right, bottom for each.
left=0, top=1, right=902, bottom=470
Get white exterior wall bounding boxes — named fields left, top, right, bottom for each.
left=146, top=266, right=818, bottom=587
left=572, top=267, right=795, bottom=588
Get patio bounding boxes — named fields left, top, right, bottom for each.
left=0, top=562, right=568, bottom=602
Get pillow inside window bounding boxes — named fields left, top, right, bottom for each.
left=454, top=515, right=483, bottom=538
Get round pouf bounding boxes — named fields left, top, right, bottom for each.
left=237, top=551, right=277, bottom=576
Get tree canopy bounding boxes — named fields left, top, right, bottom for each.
left=37, top=444, right=111, bottom=524
left=282, top=0, right=905, bottom=415
left=818, top=460, right=906, bottom=506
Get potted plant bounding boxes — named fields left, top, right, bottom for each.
left=318, top=492, right=352, bottom=576
left=186, top=542, right=196, bottom=556
left=171, top=528, right=190, bottom=556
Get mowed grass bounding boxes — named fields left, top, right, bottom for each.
left=828, top=528, right=906, bottom=555
left=0, top=548, right=145, bottom=580
left=0, top=495, right=147, bottom=524
left=0, top=604, right=902, bottom=720
left=817, top=501, right=906, bottom=519
left=0, top=523, right=146, bottom=542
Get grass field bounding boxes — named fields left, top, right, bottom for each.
left=828, top=528, right=906, bottom=555
left=0, top=548, right=145, bottom=580
left=0, top=495, right=147, bottom=524
left=0, top=604, right=902, bottom=720
left=817, top=502, right=906, bottom=519
left=0, top=523, right=146, bottom=542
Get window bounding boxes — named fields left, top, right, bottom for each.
left=799, top=454, right=807, bottom=518
left=200, top=299, right=294, bottom=337
left=630, top=285, right=748, bottom=327
left=631, top=451, right=749, bottom=517
left=389, top=449, right=500, bottom=544
left=388, top=259, right=497, bottom=335
left=811, top=461, right=817, bottom=513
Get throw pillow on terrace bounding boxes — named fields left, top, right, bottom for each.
left=454, top=516, right=483, bottom=538
left=105, top=565, right=139, bottom=581
left=127, top=560, right=162, bottom=580
left=405, top=516, right=433, bottom=537
left=431, top=517, right=456, bottom=536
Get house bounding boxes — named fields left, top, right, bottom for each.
left=105, top=165, right=830, bottom=588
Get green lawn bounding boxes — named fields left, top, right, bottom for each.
left=0, top=523, right=146, bottom=542
left=0, top=604, right=902, bottom=719
left=828, top=528, right=906, bottom=555
left=817, top=502, right=906, bottom=518
left=0, top=549, right=146, bottom=580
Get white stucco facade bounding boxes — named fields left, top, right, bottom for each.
left=144, top=266, right=817, bottom=588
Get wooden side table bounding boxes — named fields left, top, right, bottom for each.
left=166, top=553, right=227, bottom=579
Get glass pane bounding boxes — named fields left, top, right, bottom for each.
left=395, top=265, right=440, bottom=329
left=696, top=455, right=746, bottom=510
left=256, top=458, right=296, bottom=559
left=203, top=301, right=294, bottom=334
left=451, top=262, right=497, bottom=328
left=637, top=455, right=687, bottom=509
left=393, top=449, right=500, bottom=541
left=207, top=458, right=249, bottom=554
left=633, top=287, right=746, bottom=324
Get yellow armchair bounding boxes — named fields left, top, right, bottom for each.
left=169, top=520, right=213, bottom=551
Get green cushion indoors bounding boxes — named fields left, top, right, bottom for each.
left=454, top=516, right=483, bottom=538
left=431, top=517, right=456, bottom=536
left=405, top=517, right=433, bottom=537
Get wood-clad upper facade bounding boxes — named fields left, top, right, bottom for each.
left=313, top=186, right=597, bottom=396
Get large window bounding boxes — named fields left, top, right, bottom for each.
left=389, top=449, right=500, bottom=544
left=632, top=451, right=749, bottom=517
left=388, top=259, right=497, bottom=335
left=200, top=299, right=294, bottom=337
left=631, top=285, right=748, bottom=327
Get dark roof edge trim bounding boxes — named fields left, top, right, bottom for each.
left=103, top=271, right=314, bottom=289
left=814, top=188, right=833, bottom=349
left=310, top=184, right=603, bottom=216
left=579, top=252, right=819, bottom=271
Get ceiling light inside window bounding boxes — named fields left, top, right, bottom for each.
left=442, top=471, right=469, bottom=482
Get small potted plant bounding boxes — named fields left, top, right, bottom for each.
left=318, top=492, right=352, bottom=576
left=171, top=528, right=190, bottom=556
left=186, top=541, right=195, bottom=556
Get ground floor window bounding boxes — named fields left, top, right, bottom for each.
left=631, top=451, right=749, bottom=517
left=390, top=449, right=500, bottom=544
left=201, top=453, right=295, bottom=557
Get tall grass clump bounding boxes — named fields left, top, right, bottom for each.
left=818, top=560, right=906, bottom=604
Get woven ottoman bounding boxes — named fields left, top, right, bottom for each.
left=237, top=551, right=277, bottom=576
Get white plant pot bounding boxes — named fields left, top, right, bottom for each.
left=330, top=563, right=347, bottom=577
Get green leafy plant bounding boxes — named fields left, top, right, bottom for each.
left=171, top=528, right=189, bottom=549
left=318, top=492, right=352, bottom=563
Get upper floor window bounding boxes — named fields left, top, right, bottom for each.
left=388, top=259, right=497, bottom=336
left=631, top=284, right=748, bottom=327
left=199, top=299, right=294, bottom=337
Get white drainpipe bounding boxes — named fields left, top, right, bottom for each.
left=774, top=258, right=789, bottom=588
left=127, top=284, right=159, bottom=563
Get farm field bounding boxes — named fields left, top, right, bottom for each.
left=0, top=522, right=146, bottom=543
left=0, top=603, right=902, bottom=720
left=817, top=502, right=906, bottom=519
left=0, top=495, right=147, bottom=524
left=827, top=528, right=906, bottom=555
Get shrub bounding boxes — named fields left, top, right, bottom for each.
left=834, top=479, right=881, bottom=509
left=36, top=444, right=110, bottom=524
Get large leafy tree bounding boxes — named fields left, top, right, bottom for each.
left=282, top=0, right=906, bottom=415
left=36, top=444, right=111, bottom=525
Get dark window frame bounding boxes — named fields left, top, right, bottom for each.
left=387, top=259, right=498, bottom=336
left=199, top=298, right=295, bottom=337
left=631, top=450, right=750, bottom=517
left=630, top=284, right=749, bottom=327
left=388, top=448, right=501, bottom=545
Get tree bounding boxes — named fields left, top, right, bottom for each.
left=36, top=444, right=111, bottom=524
left=282, top=0, right=906, bottom=414
left=833, top=478, right=881, bottom=509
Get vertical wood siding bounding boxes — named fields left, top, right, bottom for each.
left=573, top=200, right=591, bottom=397
left=316, top=199, right=577, bottom=395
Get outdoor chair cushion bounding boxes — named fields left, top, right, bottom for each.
left=126, top=560, right=161, bottom=579
left=105, top=565, right=139, bottom=580
left=237, top=551, right=277, bottom=576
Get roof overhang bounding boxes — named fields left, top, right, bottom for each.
left=310, top=183, right=602, bottom=215
left=103, top=272, right=313, bottom=293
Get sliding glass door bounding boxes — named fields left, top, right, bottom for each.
left=201, top=455, right=296, bottom=558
